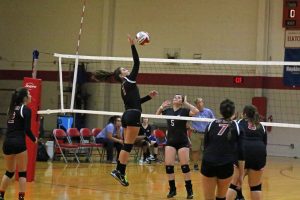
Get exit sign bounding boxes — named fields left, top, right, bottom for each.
left=233, top=76, right=244, bottom=84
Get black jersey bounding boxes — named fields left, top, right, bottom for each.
left=238, top=119, right=267, bottom=160
left=121, top=45, right=151, bottom=111
left=162, top=108, right=190, bottom=144
left=203, top=119, right=241, bottom=166
left=238, top=119, right=267, bottom=145
left=139, top=124, right=152, bottom=137
left=6, top=105, right=36, bottom=142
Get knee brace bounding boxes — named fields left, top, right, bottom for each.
left=122, top=143, right=133, bottom=153
left=181, top=164, right=190, bottom=173
left=5, top=171, right=14, bottom=179
left=250, top=184, right=262, bottom=191
left=229, top=184, right=238, bottom=192
left=166, top=165, right=174, bottom=174
left=18, top=171, right=27, bottom=178
left=153, top=143, right=158, bottom=147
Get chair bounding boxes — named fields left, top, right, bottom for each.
left=132, top=140, right=144, bottom=162
left=80, top=128, right=105, bottom=162
left=67, top=128, right=93, bottom=162
left=92, top=128, right=102, bottom=137
left=153, top=129, right=167, bottom=161
left=53, top=129, right=80, bottom=163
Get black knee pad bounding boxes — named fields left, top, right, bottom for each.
left=166, top=165, right=174, bottom=174
left=5, top=171, right=15, bottom=179
left=153, top=143, right=158, bottom=147
left=216, top=197, right=226, bottom=200
left=250, top=184, right=262, bottom=191
left=142, top=140, right=148, bottom=146
left=229, top=184, right=238, bottom=192
left=18, top=171, right=27, bottom=178
left=122, top=143, right=133, bottom=153
left=181, top=164, right=190, bottom=173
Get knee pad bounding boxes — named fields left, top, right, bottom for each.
left=229, top=184, right=238, bottom=192
left=153, top=143, right=158, bottom=147
left=166, top=165, right=174, bottom=174
left=216, top=197, right=226, bottom=200
left=250, top=184, right=262, bottom=191
left=18, top=171, right=27, bottom=178
left=5, top=171, right=14, bottom=179
left=122, top=143, right=133, bottom=153
left=181, top=164, right=190, bottom=173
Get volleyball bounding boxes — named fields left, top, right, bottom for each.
left=136, top=31, right=150, bottom=45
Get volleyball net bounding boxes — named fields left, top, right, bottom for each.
left=37, top=53, right=300, bottom=129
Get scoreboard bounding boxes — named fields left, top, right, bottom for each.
left=283, top=0, right=300, bottom=28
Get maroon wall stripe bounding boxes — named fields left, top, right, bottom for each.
left=0, top=70, right=72, bottom=82
left=0, top=70, right=299, bottom=90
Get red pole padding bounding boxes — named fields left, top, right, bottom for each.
left=252, top=97, right=267, bottom=120
left=22, top=77, right=42, bottom=182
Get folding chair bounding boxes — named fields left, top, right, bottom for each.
left=132, top=139, right=145, bottom=162
left=92, top=128, right=102, bottom=138
left=53, top=129, right=80, bottom=163
left=80, top=128, right=105, bottom=162
left=91, top=128, right=106, bottom=161
left=67, top=128, right=93, bottom=162
left=153, top=129, right=167, bottom=162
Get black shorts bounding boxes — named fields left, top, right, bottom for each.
left=201, top=160, right=234, bottom=179
left=166, top=142, right=190, bottom=150
left=244, top=145, right=266, bottom=170
left=2, top=138, right=27, bottom=155
left=245, top=155, right=266, bottom=170
left=121, top=109, right=141, bottom=128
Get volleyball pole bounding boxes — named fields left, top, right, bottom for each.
left=22, top=50, right=42, bottom=182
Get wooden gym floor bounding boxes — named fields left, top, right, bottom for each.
left=0, top=155, right=299, bottom=200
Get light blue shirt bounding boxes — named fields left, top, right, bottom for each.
left=192, top=108, right=215, bottom=133
left=96, top=123, right=123, bottom=139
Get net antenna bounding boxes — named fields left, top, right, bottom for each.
left=70, top=0, right=86, bottom=111
left=68, top=0, right=87, bottom=112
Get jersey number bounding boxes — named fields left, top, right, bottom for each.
left=248, top=123, right=257, bottom=130
left=171, top=120, right=175, bottom=127
left=8, top=112, right=16, bottom=124
left=217, top=124, right=228, bottom=136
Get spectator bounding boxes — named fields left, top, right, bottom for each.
left=190, top=98, right=214, bottom=171
left=96, top=116, right=123, bottom=163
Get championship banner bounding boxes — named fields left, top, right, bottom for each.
left=285, top=30, right=300, bottom=48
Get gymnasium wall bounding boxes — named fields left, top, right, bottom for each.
left=0, top=0, right=299, bottom=157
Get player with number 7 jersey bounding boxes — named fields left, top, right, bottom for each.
left=201, top=99, right=243, bottom=200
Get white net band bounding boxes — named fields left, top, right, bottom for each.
left=37, top=109, right=300, bottom=129
left=54, top=53, right=300, bottom=66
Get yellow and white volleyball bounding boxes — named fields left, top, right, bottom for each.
left=136, top=31, right=150, bottom=45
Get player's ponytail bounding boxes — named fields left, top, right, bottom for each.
left=7, top=87, right=28, bottom=118
left=243, top=105, right=260, bottom=127
left=94, top=67, right=123, bottom=83
left=8, top=91, right=17, bottom=118
left=227, top=121, right=233, bottom=141
left=94, top=70, right=114, bottom=81
left=253, top=111, right=260, bottom=126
